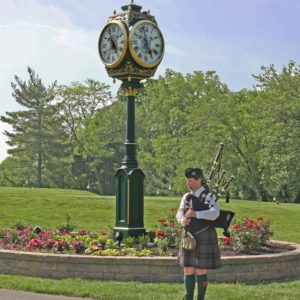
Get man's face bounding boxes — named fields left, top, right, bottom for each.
left=186, top=177, right=202, bottom=192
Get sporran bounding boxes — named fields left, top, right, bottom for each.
left=182, top=230, right=197, bottom=250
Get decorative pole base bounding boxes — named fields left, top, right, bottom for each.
left=114, top=168, right=146, bottom=239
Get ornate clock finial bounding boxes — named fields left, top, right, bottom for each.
left=131, top=0, right=134, bottom=4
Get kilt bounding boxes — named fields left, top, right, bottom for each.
left=178, top=226, right=221, bottom=269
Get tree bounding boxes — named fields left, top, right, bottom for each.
left=136, top=69, right=229, bottom=195
left=204, top=90, right=269, bottom=200
left=0, top=157, right=29, bottom=187
left=253, top=61, right=300, bottom=202
left=54, top=79, right=112, bottom=154
left=1, top=65, right=298, bottom=201
left=82, top=98, right=126, bottom=194
left=53, top=79, right=113, bottom=191
left=0, top=67, right=68, bottom=187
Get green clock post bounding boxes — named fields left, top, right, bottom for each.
left=98, top=1, right=164, bottom=238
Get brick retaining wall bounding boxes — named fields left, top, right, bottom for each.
left=0, top=241, right=299, bottom=283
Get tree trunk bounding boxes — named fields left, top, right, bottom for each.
left=38, top=150, right=42, bottom=187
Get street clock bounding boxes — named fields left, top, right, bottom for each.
left=98, top=1, right=164, bottom=81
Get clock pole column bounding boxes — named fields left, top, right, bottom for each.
left=114, top=79, right=146, bottom=239
left=98, top=1, right=164, bottom=240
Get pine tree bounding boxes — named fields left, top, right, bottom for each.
left=1, top=67, right=70, bottom=187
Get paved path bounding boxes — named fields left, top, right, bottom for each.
left=0, top=289, right=96, bottom=300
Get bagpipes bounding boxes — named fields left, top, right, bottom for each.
left=206, top=143, right=235, bottom=237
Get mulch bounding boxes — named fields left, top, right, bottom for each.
left=211, top=240, right=295, bottom=257
left=151, top=240, right=296, bottom=257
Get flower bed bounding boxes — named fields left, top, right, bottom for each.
left=1, top=213, right=299, bottom=283
left=0, top=208, right=182, bottom=257
left=0, top=226, right=155, bottom=257
left=0, top=214, right=281, bottom=257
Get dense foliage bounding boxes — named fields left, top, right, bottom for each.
left=1, top=62, right=299, bottom=202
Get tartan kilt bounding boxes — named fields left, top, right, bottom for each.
left=178, top=226, right=221, bottom=269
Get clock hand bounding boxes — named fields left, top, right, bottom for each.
left=142, top=31, right=149, bottom=49
left=109, top=33, right=117, bottom=52
left=112, top=38, right=117, bottom=51
left=142, top=31, right=152, bottom=58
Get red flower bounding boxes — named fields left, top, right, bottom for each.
left=158, top=219, right=166, bottom=223
left=232, top=224, right=239, bottom=230
left=79, top=230, right=89, bottom=236
left=256, top=225, right=261, bottom=231
left=256, top=217, right=263, bottom=221
left=223, top=237, right=231, bottom=244
left=155, top=231, right=166, bottom=237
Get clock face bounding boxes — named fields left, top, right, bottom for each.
left=98, top=21, right=128, bottom=68
left=129, top=20, right=164, bottom=68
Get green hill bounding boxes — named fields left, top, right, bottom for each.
left=0, top=187, right=299, bottom=243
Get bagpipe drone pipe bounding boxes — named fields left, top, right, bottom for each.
left=205, top=143, right=236, bottom=237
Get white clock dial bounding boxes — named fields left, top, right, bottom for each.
left=98, top=21, right=128, bottom=68
left=129, top=20, right=164, bottom=68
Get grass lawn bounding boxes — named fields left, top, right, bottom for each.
left=0, top=187, right=300, bottom=299
left=0, top=187, right=299, bottom=243
left=0, top=275, right=299, bottom=300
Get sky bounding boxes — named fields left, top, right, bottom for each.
left=1, top=0, right=300, bottom=162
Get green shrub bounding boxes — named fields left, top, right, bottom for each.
left=231, top=217, right=273, bottom=253
left=138, top=235, right=149, bottom=248
left=123, top=236, right=136, bottom=247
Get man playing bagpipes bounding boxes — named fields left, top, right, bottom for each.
left=176, top=144, right=235, bottom=300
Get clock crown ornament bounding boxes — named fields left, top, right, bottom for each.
left=98, top=1, right=164, bottom=82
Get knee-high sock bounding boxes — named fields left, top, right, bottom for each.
left=184, top=274, right=195, bottom=300
left=196, top=274, right=208, bottom=300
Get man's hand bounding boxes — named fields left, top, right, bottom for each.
left=185, top=209, right=196, bottom=218
left=181, top=217, right=190, bottom=227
